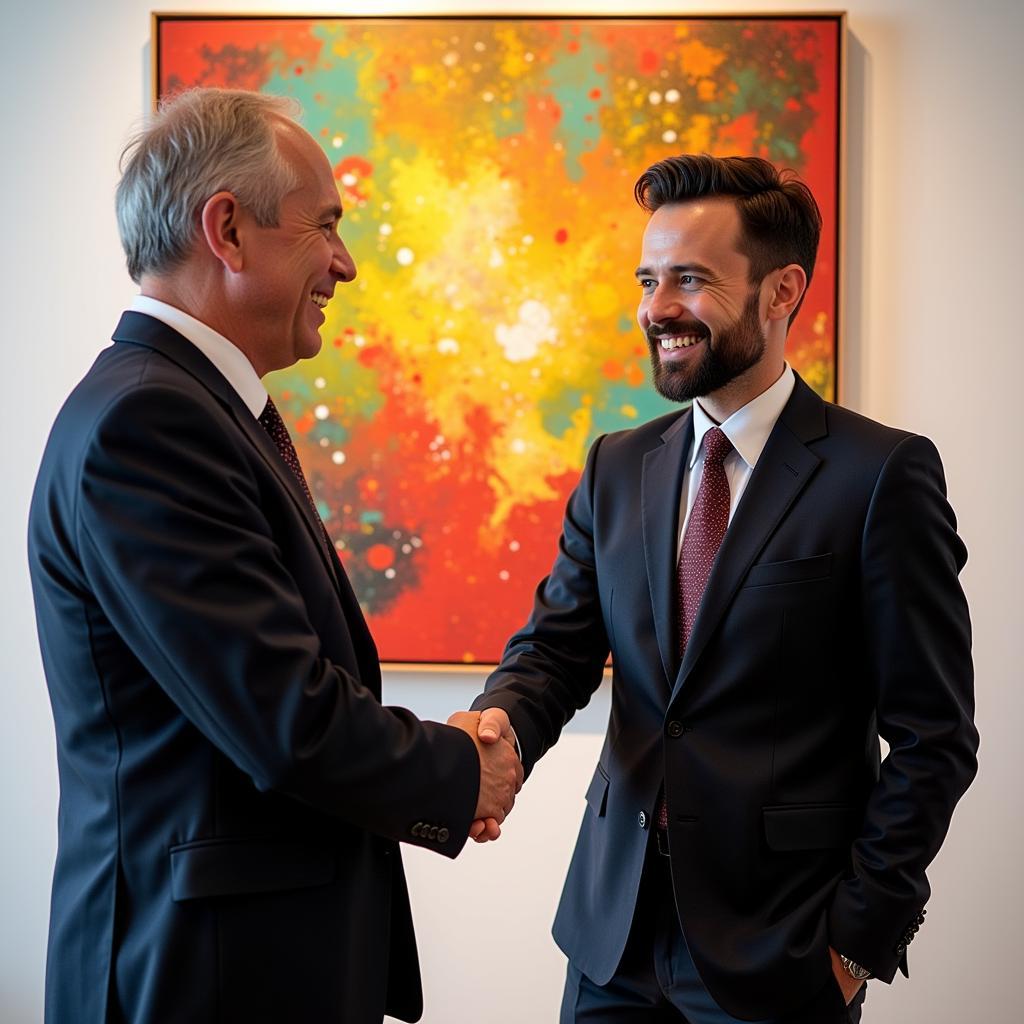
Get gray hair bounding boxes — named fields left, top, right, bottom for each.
left=116, top=88, right=302, bottom=283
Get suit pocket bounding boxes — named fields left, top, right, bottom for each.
left=169, top=836, right=336, bottom=902
left=762, top=803, right=856, bottom=852
left=744, top=553, right=832, bottom=588
left=585, top=764, right=609, bottom=817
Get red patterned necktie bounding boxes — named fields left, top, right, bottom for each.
left=258, top=397, right=329, bottom=539
left=657, top=425, right=734, bottom=833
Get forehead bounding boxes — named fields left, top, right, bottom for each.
left=274, top=119, right=340, bottom=209
left=641, top=198, right=745, bottom=268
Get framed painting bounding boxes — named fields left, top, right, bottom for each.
left=154, top=13, right=843, bottom=666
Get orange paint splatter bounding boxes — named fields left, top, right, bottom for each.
left=639, top=50, right=659, bottom=74
left=589, top=88, right=602, bottom=100
left=626, top=363, right=646, bottom=387
left=602, top=359, right=624, bottom=380
left=294, top=412, right=315, bottom=435
left=554, top=228, right=569, bottom=244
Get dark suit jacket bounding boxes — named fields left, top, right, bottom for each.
left=29, top=312, right=480, bottom=1024
left=473, top=374, right=977, bottom=1020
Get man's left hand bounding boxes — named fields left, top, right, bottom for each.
left=828, top=946, right=865, bottom=1006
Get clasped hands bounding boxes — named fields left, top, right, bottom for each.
left=447, top=708, right=521, bottom=843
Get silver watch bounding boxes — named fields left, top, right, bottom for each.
left=839, top=954, right=872, bottom=981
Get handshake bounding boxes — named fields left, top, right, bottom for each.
left=447, top=708, right=523, bottom=843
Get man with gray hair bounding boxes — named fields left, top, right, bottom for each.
left=29, top=87, right=521, bottom=1024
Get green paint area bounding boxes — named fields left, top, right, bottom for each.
left=586, top=382, right=679, bottom=446
left=263, top=29, right=374, bottom=160
left=311, top=421, right=350, bottom=445
left=269, top=349, right=384, bottom=426
left=547, top=31, right=607, bottom=182
left=539, top=388, right=585, bottom=439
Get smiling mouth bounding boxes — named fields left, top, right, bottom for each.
left=657, top=334, right=705, bottom=350
left=310, top=291, right=331, bottom=309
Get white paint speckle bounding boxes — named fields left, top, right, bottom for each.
left=396, top=247, right=414, bottom=266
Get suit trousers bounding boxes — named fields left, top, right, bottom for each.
left=560, top=837, right=866, bottom=1024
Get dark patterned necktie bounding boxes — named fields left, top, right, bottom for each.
left=657, top=426, right=734, bottom=833
left=258, top=397, right=329, bottom=539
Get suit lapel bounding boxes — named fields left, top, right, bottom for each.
left=642, top=408, right=693, bottom=693
left=670, top=375, right=828, bottom=703
left=111, top=312, right=348, bottom=600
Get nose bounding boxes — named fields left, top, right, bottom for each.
left=332, top=237, right=357, bottom=283
left=643, top=282, right=684, bottom=327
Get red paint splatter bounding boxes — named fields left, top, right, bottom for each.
left=567, top=40, right=580, bottom=54
left=366, top=544, right=395, bottom=571
left=639, top=50, right=659, bottom=74
left=554, top=228, right=569, bottom=244
left=589, top=88, right=602, bottom=100
left=294, top=412, right=315, bottom=435
left=294, top=66, right=303, bottom=76
left=333, top=155, right=373, bottom=181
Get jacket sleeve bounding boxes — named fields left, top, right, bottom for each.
left=828, top=434, right=978, bottom=980
left=471, top=435, right=610, bottom=777
left=73, top=381, right=480, bottom=856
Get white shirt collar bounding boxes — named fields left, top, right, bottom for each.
left=129, top=295, right=268, bottom=419
left=690, top=363, right=796, bottom=470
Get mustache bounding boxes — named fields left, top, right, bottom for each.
left=645, top=319, right=710, bottom=344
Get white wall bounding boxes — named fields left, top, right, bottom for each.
left=2, top=1, right=1019, bottom=1020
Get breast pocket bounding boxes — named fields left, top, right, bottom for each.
left=744, top=553, right=832, bottom=589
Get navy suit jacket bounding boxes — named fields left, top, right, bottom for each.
left=30, top=312, right=479, bottom=1024
left=474, top=375, right=977, bottom=1020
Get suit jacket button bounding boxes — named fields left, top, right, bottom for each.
left=667, top=720, right=684, bottom=738
left=427, top=825, right=439, bottom=841
left=896, top=942, right=907, bottom=956
left=437, top=828, right=450, bottom=843
left=638, top=811, right=648, bottom=829
left=410, top=822, right=423, bottom=837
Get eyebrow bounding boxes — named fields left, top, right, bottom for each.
left=318, top=204, right=344, bottom=222
left=634, top=262, right=715, bottom=279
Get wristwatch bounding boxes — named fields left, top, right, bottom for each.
left=839, top=955, right=872, bottom=981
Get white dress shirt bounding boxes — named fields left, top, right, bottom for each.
left=129, top=295, right=268, bottom=419
left=677, top=364, right=796, bottom=559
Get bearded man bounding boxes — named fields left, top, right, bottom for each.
left=465, top=154, right=977, bottom=1023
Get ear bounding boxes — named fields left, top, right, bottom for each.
left=764, top=264, right=807, bottom=323
left=200, top=191, right=245, bottom=273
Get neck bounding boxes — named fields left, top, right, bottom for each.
left=140, top=272, right=266, bottom=378
left=699, top=355, right=786, bottom=423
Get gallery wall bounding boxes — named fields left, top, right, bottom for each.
left=1, top=0, right=1019, bottom=1021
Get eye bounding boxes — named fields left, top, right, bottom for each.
left=680, top=274, right=703, bottom=290
left=638, top=278, right=656, bottom=291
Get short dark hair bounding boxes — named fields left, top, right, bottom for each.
left=634, top=154, right=822, bottom=321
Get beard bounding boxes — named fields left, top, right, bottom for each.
left=646, top=291, right=766, bottom=405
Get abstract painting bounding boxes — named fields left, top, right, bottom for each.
left=156, top=14, right=842, bottom=665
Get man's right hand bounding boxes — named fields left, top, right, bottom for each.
left=447, top=710, right=523, bottom=840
